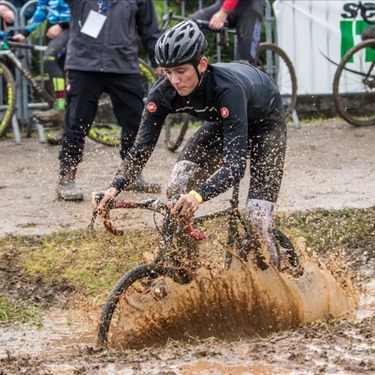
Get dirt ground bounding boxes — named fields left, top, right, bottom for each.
left=0, top=120, right=375, bottom=237
left=0, top=120, right=375, bottom=374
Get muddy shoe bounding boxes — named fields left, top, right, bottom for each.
left=56, top=179, right=84, bottom=201
left=47, top=129, right=63, bottom=145
left=125, top=174, right=161, bottom=194
left=34, top=108, right=65, bottom=124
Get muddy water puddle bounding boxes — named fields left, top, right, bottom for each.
left=0, top=309, right=96, bottom=359
left=1, top=256, right=374, bottom=375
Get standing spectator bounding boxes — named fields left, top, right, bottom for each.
left=12, top=0, right=70, bottom=130
left=190, top=0, right=264, bottom=65
left=56, top=0, right=162, bottom=201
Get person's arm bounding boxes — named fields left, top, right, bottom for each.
left=22, top=0, right=37, bottom=21
left=136, top=0, right=162, bottom=68
left=18, top=0, right=49, bottom=38
left=221, top=0, right=240, bottom=13
left=195, top=85, right=248, bottom=202
left=109, top=80, right=169, bottom=192
left=209, top=0, right=240, bottom=30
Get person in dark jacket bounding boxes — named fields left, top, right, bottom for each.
left=190, top=0, right=264, bottom=65
left=90, top=21, right=287, bottom=269
left=56, top=0, right=163, bottom=201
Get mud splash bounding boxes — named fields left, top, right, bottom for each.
left=107, top=253, right=355, bottom=350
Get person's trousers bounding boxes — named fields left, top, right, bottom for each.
left=59, top=70, right=144, bottom=176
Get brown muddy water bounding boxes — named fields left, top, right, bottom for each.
left=1, top=246, right=374, bottom=375
left=107, top=256, right=353, bottom=350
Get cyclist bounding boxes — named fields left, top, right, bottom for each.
left=12, top=0, right=70, bottom=128
left=90, top=20, right=287, bottom=268
left=189, top=0, right=264, bottom=65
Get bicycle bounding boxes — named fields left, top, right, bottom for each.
left=161, top=11, right=298, bottom=152
left=333, top=2, right=375, bottom=126
left=91, top=181, right=300, bottom=347
left=0, top=31, right=156, bottom=145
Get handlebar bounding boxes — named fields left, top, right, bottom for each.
left=161, top=10, right=233, bottom=33
left=89, top=194, right=207, bottom=241
left=7, top=40, right=47, bottom=52
left=0, top=31, right=47, bottom=52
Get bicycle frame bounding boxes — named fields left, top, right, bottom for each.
left=0, top=37, right=54, bottom=109
left=92, top=180, right=250, bottom=271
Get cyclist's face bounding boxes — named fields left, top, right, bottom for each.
left=164, top=57, right=208, bottom=96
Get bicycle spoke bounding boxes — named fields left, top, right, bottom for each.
left=333, top=39, right=375, bottom=126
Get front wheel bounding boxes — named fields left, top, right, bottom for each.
left=256, top=43, right=298, bottom=122
left=97, top=261, right=194, bottom=347
left=0, top=62, right=17, bottom=138
left=333, top=39, right=375, bottom=126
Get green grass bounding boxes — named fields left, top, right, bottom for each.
left=0, top=207, right=374, bottom=324
left=0, top=228, right=158, bottom=298
left=0, top=298, right=44, bottom=327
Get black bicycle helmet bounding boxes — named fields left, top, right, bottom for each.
left=155, top=20, right=208, bottom=67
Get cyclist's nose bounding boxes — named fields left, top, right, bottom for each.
left=170, top=72, right=180, bottom=85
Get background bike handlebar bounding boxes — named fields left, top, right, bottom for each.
left=162, top=11, right=232, bottom=32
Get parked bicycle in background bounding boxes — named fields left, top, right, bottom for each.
left=333, top=1, right=375, bottom=126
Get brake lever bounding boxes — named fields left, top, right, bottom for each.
left=88, top=192, right=114, bottom=230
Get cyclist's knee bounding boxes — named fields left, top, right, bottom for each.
left=166, top=160, right=199, bottom=199
left=245, top=198, right=280, bottom=267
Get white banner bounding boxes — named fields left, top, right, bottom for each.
left=273, top=0, right=375, bottom=95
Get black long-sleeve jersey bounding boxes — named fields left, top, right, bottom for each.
left=111, top=60, right=283, bottom=202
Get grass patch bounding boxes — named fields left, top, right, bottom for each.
left=275, top=207, right=375, bottom=254
left=0, top=228, right=159, bottom=299
left=0, top=298, right=44, bottom=327
left=0, top=207, right=374, bottom=316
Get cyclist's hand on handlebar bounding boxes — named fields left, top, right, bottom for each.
left=90, top=187, right=118, bottom=212
left=171, top=193, right=200, bottom=219
left=11, top=34, right=26, bottom=44
left=209, top=10, right=229, bottom=30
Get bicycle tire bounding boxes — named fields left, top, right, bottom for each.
left=88, top=58, right=157, bottom=146
left=97, top=263, right=170, bottom=346
left=333, top=39, right=375, bottom=126
left=0, top=62, right=17, bottom=138
left=164, top=112, right=191, bottom=152
left=273, top=229, right=299, bottom=268
left=256, top=43, right=298, bottom=122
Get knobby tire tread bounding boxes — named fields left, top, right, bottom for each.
left=273, top=229, right=299, bottom=267
left=97, top=263, right=169, bottom=346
